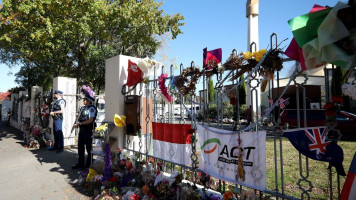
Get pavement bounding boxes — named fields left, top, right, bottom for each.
left=0, top=122, right=90, bottom=200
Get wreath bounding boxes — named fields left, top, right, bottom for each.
left=174, top=67, right=202, bottom=96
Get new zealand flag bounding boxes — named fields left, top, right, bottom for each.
left=284, top=126, right=346, bottom=176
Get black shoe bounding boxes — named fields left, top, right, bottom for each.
left=56, top=149, right=63, bottom=153
left=72, top=164, right=84, bottom=170
left=48, top=147, right=58, bottom=151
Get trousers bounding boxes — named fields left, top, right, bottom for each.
left=53, top=119, right=64, bottom=149
left=77, top=128, right=93, bottom=167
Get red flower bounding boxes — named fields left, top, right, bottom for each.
left=323, top=102, right=334, bottom=110
left=230, top=98, right=237, bottom=105
left=109, top=176, right=118, bottom=182
left=130, top=193, right=139, bottom=200
left=332, top=95, right=344, bottom=103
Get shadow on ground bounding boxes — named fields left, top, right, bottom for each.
left=0, top=122, right=91, bottom=197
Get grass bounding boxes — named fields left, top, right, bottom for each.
left=265, top=137, right=356, bottom=200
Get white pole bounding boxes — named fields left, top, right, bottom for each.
left=246, top=0, right=261, bottom=116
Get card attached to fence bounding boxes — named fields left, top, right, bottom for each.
left=151, top=122, right=192, bottom=166
left=197, top=124, right=267, bottom=191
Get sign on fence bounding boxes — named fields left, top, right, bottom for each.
left=197, top=124, right=267, bottom=191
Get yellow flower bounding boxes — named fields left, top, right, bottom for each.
left=259, top=48, right=267, bottom=55
left=86, top=168, right=97, bottom=182
left=243, top=51, right=252, bottom=60
left=114, top=114, right=126, bottom=127
left=95, top=123, right=108, bottom=132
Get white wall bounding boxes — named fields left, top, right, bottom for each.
left=105, top=55, right=139, bottom=151
left=53, top=77, right=77, bottom=146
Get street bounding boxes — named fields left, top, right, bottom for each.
left=0, top=122, right=89, bottom=200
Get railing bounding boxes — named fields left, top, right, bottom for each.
left=119, top=33, right=348, bottom=200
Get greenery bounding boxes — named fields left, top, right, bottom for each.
left=0, top=0, right=184, bottom=92
left=238, top=74, right=246, bottom=105
left=208, top=77, right=215, bottom=102
left=265, top=138, right=356, bottom=200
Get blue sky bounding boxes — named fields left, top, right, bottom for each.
left=0, top=0, right=338, bottom=92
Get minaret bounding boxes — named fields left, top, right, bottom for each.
left=246, top=0, right=261, bottom=118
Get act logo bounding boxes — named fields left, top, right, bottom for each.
left=201, top=138, right=221, bottom=154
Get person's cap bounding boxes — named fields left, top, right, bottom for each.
left=83, top=94, right=95, bottom=102
left=54, top=90, right=63, bottom=94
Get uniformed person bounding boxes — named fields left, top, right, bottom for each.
left=72, top=94, right=97, bottom=170
left=49, top=90, right=65, bottom=153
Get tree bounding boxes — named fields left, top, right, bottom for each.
left=208, top=77, right=215, bottom=102
left=239, top=74, right=246, bottom=105
left=0, top=0, right=184, bottom=92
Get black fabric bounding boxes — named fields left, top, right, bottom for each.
left=52, top=99, right=66, bottom=119
left=77, top=129, right=93, bottom=167
left=78, top=105, right=97, bottom=130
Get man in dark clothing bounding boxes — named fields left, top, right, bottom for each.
left=72, top=94, right=97, bottom=170
left=49, top=90, right=65, bottom=153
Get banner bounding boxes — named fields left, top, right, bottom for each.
left=197, top=124, right=266, bottom=191
left=152, top=122, right=192, bottom=166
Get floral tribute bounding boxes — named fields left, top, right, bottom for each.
left=174, top=66, right=202, bottom=96
left=72, top=147, right=226, bottom=200
left=342, top=82, right=356, bottom=100
left=324, top=95, right=344, bottom=122
left=158, top=73, right=171, bottom=102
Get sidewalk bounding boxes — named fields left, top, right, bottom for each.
left=0, top=122, right=89, bottom=200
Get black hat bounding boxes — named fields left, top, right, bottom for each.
left=83, top=94, right=95, bottom=102
left=54, top=90, right=63, bottom=94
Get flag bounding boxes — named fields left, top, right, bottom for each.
left=279, top=98, right=289, bottom=109
left=284, top=127, right=346, bottom=176
left=203, top=48, right=222, bottom=71
left=126, top=59, right=143, bottom=87
left=197, top=124, right=267, bottom=191
left=151, top=122, right=192, bottom=166
left=340, top=153, right=356, bottom=200
left=288, top=2, right=356, bottom=69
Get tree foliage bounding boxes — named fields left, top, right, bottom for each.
left=0, top=0, right=184, bottom=92
left=239, top=74, right=246, bottom=105
left=208, top=77, right=215, bottom=102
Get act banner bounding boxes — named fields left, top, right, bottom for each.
left=197, top=124, right=266, bottom=191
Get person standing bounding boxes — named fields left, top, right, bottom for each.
left=72, top=94, right=97, bottom=170
left=49, top=90, right=66, bottom=153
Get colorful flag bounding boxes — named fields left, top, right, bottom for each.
left=203, top=48, right=222, bottom=71
left=340, top=153, right=356, bottom=200
left=285, top=5, right=327, bottom=71
left=287, top=2, right=356, bottom=70
left=279, top=98, right=289, bottom=109
left=197, top=124, right=267, bottom=191
left=284, top=127, right=346, bottom=176
left=151, top=122, right=192, bottom=166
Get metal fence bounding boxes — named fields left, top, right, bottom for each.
left=119, top=34, right=347, bottom=199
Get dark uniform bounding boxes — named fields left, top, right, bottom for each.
left=52, top=96, right=65, bottom=151
left=77, top=104, right=97, bottom=168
